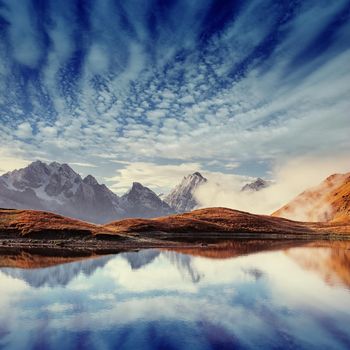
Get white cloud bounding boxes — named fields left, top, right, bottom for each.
left=0, top=0, right=349, bottom=189
left=107, top=161, right=203, bottom=194
left=178, top=95, right=195, bottom=104
left=44, top=303, right=74, bottom=313
left=69, top=162, right=98, bottom=168
left=0, top=147, right=31, bottom=174
left=15, top=122, right=33, bottom=139
left=147, top=109, right=166, bottom=121
left=0, top=0, right=42, bottom=67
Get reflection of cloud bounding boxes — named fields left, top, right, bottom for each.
left=44, top=303, right=74, bottom=313
left=89, top=293, right=115, bottom=301
left=0, top=272, right=28, bottom=311
left=1, top=246, right=350, bottom=349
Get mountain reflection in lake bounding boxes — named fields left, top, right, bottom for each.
left=0, top=241, right=350, bottom=350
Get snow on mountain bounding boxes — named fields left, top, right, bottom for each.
left=241, top=178, right=270, bottom=192
left=120, top=182, right=174, bottom=218
left=0, top=161, right=174, bottom=223
left=164, top=172, right=207, bottom=213
left=0, top=161, right=125, bottom=223
left=0, top=162, right=274, bottom=223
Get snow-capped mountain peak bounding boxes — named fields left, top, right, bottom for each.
left=241, top=177, right=270, bottom=192
left=0, top=161, right=126, bottom=223
left=0, top=161, right=176, bottom=223
left=164, top=172, right=207, bottom=213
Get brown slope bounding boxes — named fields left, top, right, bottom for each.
left=1, top=207, right=350, bottom=245
left=103, top=207, right=315, bottom=235
left=0, top=208, right=99, bottom=238
left=272, top=172, right=350, bottom=222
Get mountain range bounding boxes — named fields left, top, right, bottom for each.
left=0, top=161, right=269, bottom=223
left=0, top=161, right=173, bottom=223
left=3, top=160, right=349, bottom=226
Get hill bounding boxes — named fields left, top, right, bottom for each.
left=273, top=172, right=350, bottom=222
left=1, top=207, right=349, bottom=251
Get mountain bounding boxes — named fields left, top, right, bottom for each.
left=164, top=172, right=207, bottom=213
left=120, top=182, right=174, bottom=218
left=0, top=161, right=173, bottom=223
left=241, top=178, right=270, bottom=192
left=0, top=160, right=125, bottom=223
left=272, top=172, right=350, bottom=222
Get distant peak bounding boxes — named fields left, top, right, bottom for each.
left=187, top=172, right=207, bottom=183
left=122, top=182, right=158, bottom=200
left=192, top=172, right=204, bottom=178
left=31, top=160, right=45, bottom=165
left=241, top=177, right=269, bottom=192
left=49, top=161, right=61, bottom=168
left=131, top=182, right=146, bottom=190
left=83, top=174, right=98, bottom=185
left=29, top=160, right=47, bottom=168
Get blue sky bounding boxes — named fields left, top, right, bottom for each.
left=0, top=0, right=349, bottom=194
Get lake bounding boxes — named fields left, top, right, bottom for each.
left=0, top=240, right=350, bottom=349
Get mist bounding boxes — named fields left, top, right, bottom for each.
left=195, top=155, right=350, bottom=216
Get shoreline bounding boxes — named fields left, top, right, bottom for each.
left=1, top=235, right=349, bottom=269
left=1, top=231, right=350, bottom=253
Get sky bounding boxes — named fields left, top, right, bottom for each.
left=0, top=0, right=349, bottom=196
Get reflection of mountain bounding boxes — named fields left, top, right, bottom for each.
left=172, top=240, right=306, bottom=259
left=164, top=251, right=201, bottom=283
left=0, top=255, right=112, bottom=288
left=285, top=242, right=350, bottom=288
left=121, top=249, right=201, bottom=283
left=121, top=250, right=160, bottom=269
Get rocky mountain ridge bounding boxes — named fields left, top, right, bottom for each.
left=241, top=177, right=271, bottom=192
left=164, top=172, right=207, bottom=213
left=0, top=161, right=273, bottom=223
left=0, top=161, right=172, bottom=223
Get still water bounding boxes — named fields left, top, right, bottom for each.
left=0, top=241, right=350, bottom=349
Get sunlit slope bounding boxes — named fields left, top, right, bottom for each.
left=273, top=173, right=350, bottom=222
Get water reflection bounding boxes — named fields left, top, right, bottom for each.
left=0, top=241, right=349, bottom=349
